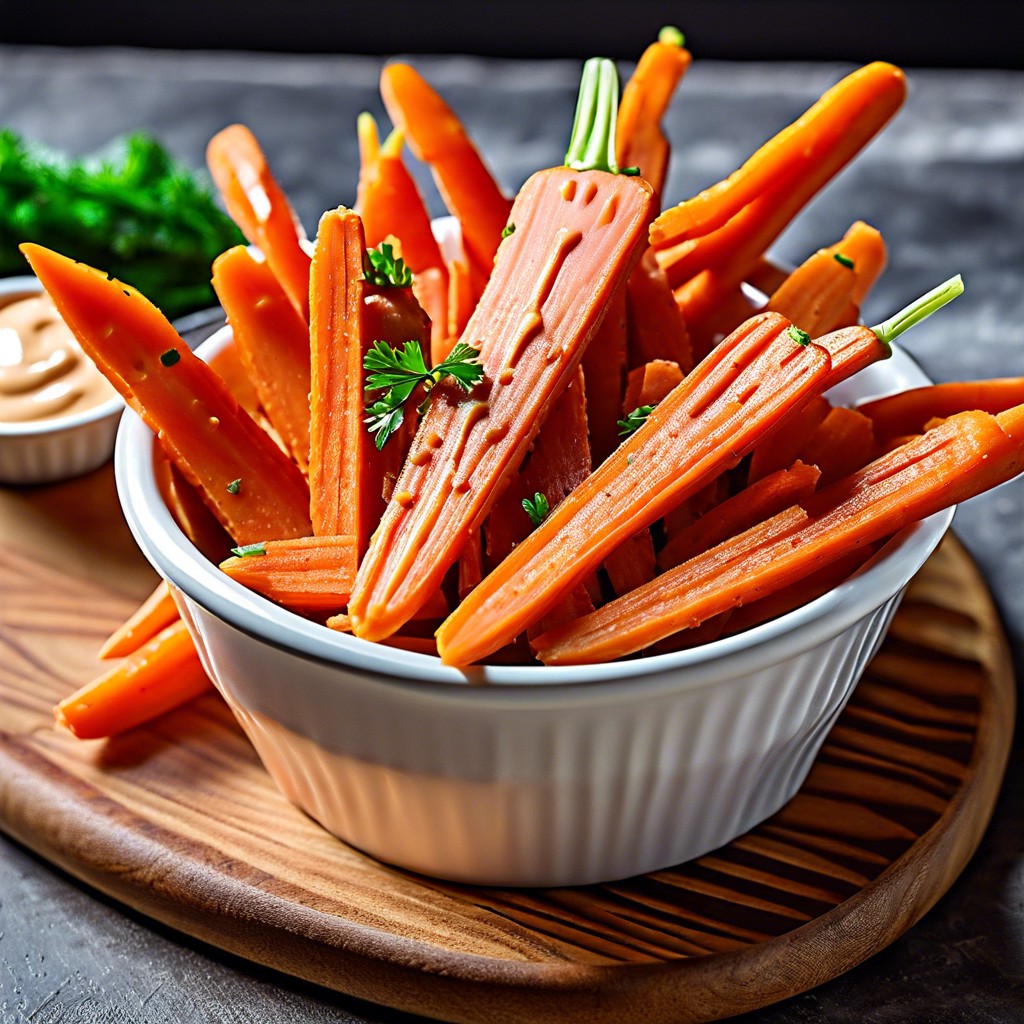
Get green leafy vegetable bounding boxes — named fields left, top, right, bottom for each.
left=501, top=223, right=516, bottom=239
left=363, top=339, right=484, bottom=449
left=230, top=542, right=266, bottom=558
left=788, top=325, right=812, bottom=346
left=0, top=129, right=244, bottom=320
left=617, top=404, right=654, bottom=437
left=226, top=478, right=242, bottom=494
left=522, top=492, right=550, bottom=528
left=362, top=242, right=413, bottom=287
left=833, top=252, right=855, bottom=269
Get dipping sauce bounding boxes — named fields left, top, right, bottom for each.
left=0, top=291, right=117, bottom=423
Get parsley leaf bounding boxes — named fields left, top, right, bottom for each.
left=230, top=542, right=266, bottom=558
left=362, top=242, right=413, bottom=288
left=617, top=404, right=654, bottom=438
left=522, top=492, right=550, bottom=528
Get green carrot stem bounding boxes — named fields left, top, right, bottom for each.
left=565, top=58, right=623, bottom=174
left=871, top=274, right=964, bottom=346
left=658, top=25, right=686, bottom=47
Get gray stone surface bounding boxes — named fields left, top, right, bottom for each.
left=1, top=45, right=1023, bottom=1023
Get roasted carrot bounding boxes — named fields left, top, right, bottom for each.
left=349, top=59, right=655, bottom=642
left=55, top=620, right=212, bottom=739
left=206, top=124, right=312, bottom=321
left=23, top=244, right=312, bottom=546
left=799, top=406, right=876, bottom=484
left=857, top=378, right=1024, bottom=442
left=650, top=63, right=906, bottom=250
left=98, top=581, right=180, bottom=660
left=437, top=277, right=964, bottom=664
left=535, top=407, right=1024, bottom=664
left=380, top=62, right=513, bottom=278
left=625, top=247, right=693, bottom=371
left=212, top=245, right=313, bottom=472
left=615, top=26, right=692, bottom=203
left=219, top=535, right=357, bottom=613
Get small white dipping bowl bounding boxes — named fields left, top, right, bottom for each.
left=115, top=323, right=952, bottom=887
left=0, top=275, right=124, bottom=485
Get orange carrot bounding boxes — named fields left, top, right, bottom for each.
left=23, top=244, right=312, bottom=546
left=443, top=253, right=478, bottom=365
left=626, top=248, right=693, bottom=371
left=354, top=109, right=381, bottom=212
left=206, top=124, right=312, bottom=321
left=212, top=245, right=313, bottom=472
left=623, top=359, right=684, bottom=411
left=380, top=63, right=512, bottom=278
left=658, top=460, right=821, bottom=570
left=799, top=406, right=876, bottom=484
left=603, top=529, right=658, bottom=597
left=98, top=581, right=180, bottom=660
left=349, top=60, right=655, bottom=642
left=650, top=63, right=906, bottom=250
left=857, top=378, right=1024, bottom=442
left=55, top=620, right=212, bottom=739
left=615, top=26, right=692, bottom=202
left=747, top=395, right=831, bottom=483
left=582, top=286, right=629, bottom=464
left=154, top=455, right=234, bottom=561
left=458, top=530, right=485, bottom=601
left=437, top=311, right=833, bottom=664
left=534, top=407, right=1024, bottom=664
left=219, top=535, right=356, bottom=613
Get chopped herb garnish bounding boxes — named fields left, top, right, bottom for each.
left=617, top=404, right=654, bottom=437
left=833, top=252, right=855, bottom=269
left=522, top=492, right=550, bottom=528
left=230, top=542, right=266, bottom=558
left=788, top=326, right=812, bottom=346
left=159, top=347, right=181, bottom=366
left=226, top=478, right=242, bottom=494
left=620, top=166, right=642, bottom=176
left=363, top=339, right=484, bottom=449
left=362, top=242, right=412, bottom=288
left=501, top=223, right=516, bottom=239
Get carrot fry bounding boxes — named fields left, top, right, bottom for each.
left=23, top=244, right=312, bottom=546
left=615, top=27, right=692, bottom=203
left=212, top=245, right=313, bottom=472
left=437, top=311, right=833, bottom=665
left=380, top=63, right=512, bottom=278
left=626, top=247, right=693, bottom=371
left=799, top=406, right=875, bottom=485
left=857, top=378, right=1024, bottom=442
left=535, top=408, right=1023, bottom=664
left=206, top=124, right=312, bottom=321
left=349, top=61, right=655, bottom=642
left=98, top=581, right=180, bottom=660
left=55, top=621, right=212, bottom=739
left=659, top=460, right=821, bottom=571
left=650, top=63, right=907, bottom=250
left=219, top=535, right=356, bottom=613
left=582, top=286, right=629, bottom=465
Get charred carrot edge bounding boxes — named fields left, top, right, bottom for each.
left=219, top=535, right=356, bottom=613
left=650, top=63, right=907, bottom=249
left=799, top=405, right=876, bottom=485
left=23, top=244, right=312, bottom=546
left=349, top=61, right=655, bottom=642
left=857, top=378, right=1024, bottom=442
left=436, top=311, right=834, bottom=665
left=626, top=248, right=693, bottom=371
left=615, top=27, right=692, bottom=201
left=207, top=124, right=312, bottom=322
left=213, top=245, right=313, bottom=472
left=623, top=359, right=684, bottom=411
left=380, top=63, right=513, bottom=278
left=582, top=286, right=629, bottom=465
left=659, top=460, right=821, bottom=571
left=534, top=407, right=1023, bottom=664
left=55, top=620, right=212, bottom=739
left=98, top=581, right=180, bottom=660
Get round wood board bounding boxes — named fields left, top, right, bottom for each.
left=0, top=464, right=1015, bottom=1024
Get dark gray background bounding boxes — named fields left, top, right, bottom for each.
left=1, top=43, right=1022, bottom=1024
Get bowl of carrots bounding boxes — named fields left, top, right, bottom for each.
left=33, top=39, right=1024, bottom=886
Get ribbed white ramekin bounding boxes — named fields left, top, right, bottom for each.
left=115, top=324, right=952, bottom=887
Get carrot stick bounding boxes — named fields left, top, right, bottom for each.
left=349, top=60, right=654, bottom=642
left=650, top=63, right=907, bottom=250
left=23, top=244, right=312, bottom=545
left=799, top=405, right=876, bottom=484
left=623, top=359, right=684, bottom=411
left=442, top=254, right=478, bottom=365
left=458, top=529, right=485, bottom=601
left=154, top=455, right=234, bottom=561
left=857, top=378, right=1024, bottom=442
left=535, top=407, right=1024, bottom=664
left=686, top=283, right=764, bottom=363
left=206, top=124, right=312, bottom=321
left=659, top=460, right=821, bottom=570
left=354, top=110, right=381, bottom=212
left=98, top=582, right=180, bottom=660
left=615, top=26, right=692, bottom=203
left=437, top=312, right=832, bottom=664
left=626, top=248, right=694, bottom=370
left=582, top=285, right=629, bottom=464
left=212, top=245, right=313, bottom=472
left=219, top=535, right=357, bottom=613
left=380, top=63, right=512, bottom=278
left=603, top=529, right=658, bottom=597
left=55, top=620, right=212, bottom=739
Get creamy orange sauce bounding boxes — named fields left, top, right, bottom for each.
left=0, top=292, right=117, bottom=423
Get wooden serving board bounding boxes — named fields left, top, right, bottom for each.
left=0, top=464, right=1015, bottom=1024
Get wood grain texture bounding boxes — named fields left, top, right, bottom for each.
left=0, top=465, right=1014, bottom=1024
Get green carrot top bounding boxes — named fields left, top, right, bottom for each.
left=564, top=57, right=639, bottom=176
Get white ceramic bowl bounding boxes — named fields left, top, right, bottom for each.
left=115, top=324, right=952, bottom=887
left=0, top=275, right=124, bottom=485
